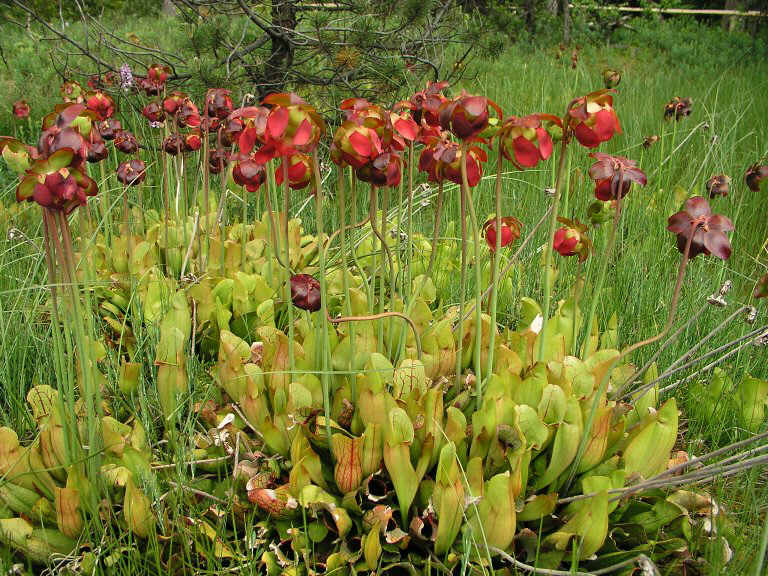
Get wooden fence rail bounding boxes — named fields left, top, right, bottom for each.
left=570, top=4, right=765, bottom=18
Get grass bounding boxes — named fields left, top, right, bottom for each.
left=1, top=12, right=767, bottom=575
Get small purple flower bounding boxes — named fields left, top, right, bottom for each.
left=120, top=64, right=134, bottom=91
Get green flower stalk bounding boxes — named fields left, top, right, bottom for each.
left=460, top=143, right=483, bottom=402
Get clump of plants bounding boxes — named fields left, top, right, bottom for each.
left=0, top=68, right=765, bottom=575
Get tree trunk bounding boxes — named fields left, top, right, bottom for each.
left=562, top=0, right=570, bottom=43
left=722, top=0, right=744, bottom=32
left=262, top=0, right=296, bottom=97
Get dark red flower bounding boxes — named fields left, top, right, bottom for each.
left=208, top=148, right=229, bottom=174
left=162, top=134, right=185, bottom=156
left=116, top=159, right=147, bottom=187
left=499, top=114, right=555, bottom=168
left=163, top=91, right=188, bottom=116
left=667, top=196, right=733, bottom=260
left=290, top=274, right=321, bottom=312
left=567, top=90, right=621, bottom=148
left=16, top=150, right=97, bottom=214
left=183, top=130, right=202, bottom=152
left=745, top=164, right=768, bottom=193
left=114, top=131, right=139, bottom=155
left=205, top=89, right=233, bottom=119
left=419, top=138, right=486, bottom=186
left=98, top=118, right=122, bottom=141
left=356, top=152, right=401, bottom=188
left=140, top=64, right=171, bottom=95
left=588, top=153, right=646, bottom=201
left=12, top=100, right=30, bottom=119
left=232, top=158, right=266, bottom=192
left=86, top=131, right=109, bottom=163
left=664, top=97, right=692, bottom=122
left=439, top=93, right=500, bottom=140
left=141, top=101, right=165, bottom=125
left=407, top=81, right=449, bottom=127
left=85, top=91, right=115, bottom=121
left=177, top=98, right=201, bottom=128
left=706, top=174, right=731, bottom=198
left=483, top=216, right=522, bottom=251
left=276, top=153, right=313, bottom=190
left=227, top=106, right=269, bottom=152
left=553, top=218, right=591, bottom=261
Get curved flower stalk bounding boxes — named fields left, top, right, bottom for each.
left=566, top=196, right=734, bottom=489
left=579, top=153, right=646, bottom=357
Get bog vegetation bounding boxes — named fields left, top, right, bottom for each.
left=0, top=4, right=767, bottom=576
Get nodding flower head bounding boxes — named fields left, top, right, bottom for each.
left=331, top=120, right=382, bottom=168
left=85, top=91, right=115, bottom=121
left=98, top=117, right=122, bottom=141
left=745, top=163, right=768, bottom=193
left=290, top=274, right=322, bottom=312
left=482, top=216, right=522, bottom=252
left=205, top=89, right=234, bottom=119
left=588, top=153, right=646, bottom=201
left=553, top=218, right=592, bottom=262
left=667, top=196, right=733, bottom=260
left=12, top=100, right=30, bottom=119
left=114, top=130, right=139, bottom=155
left=407, top=81, right=449, bottom=127
left=183, top=130, right=202, bottom=152
left=260, top=92, right=325, bottom=158
left=419, top=138, right=487, bottom=186
left=16, top=150, right=97, bottom=214
left=86, top=131, right=109, bottom=163
left=664, top=97, right=692, bottom=122
left=356, top=151, right=401, bottom=188
left=499, top=114, right=555, bottom=168
left=567, top=89, right=621, bottom=148
left=276, top=153, right=314, bottom=191
left=177, top=98, right=201, bottom=128
left=163, top=91, right=188, bottom=117
left=116, top=158, right=147, bottom=187
left=141, top=101, right=165, bottom=125
left=162, top=133, right=185, bottom=156
left=232, top=158, right=266, bottom=193
left=139, top=64, right=170, bottom=95
left=438, top=93, right=501, bottom=140
left=208, top=148, right=229, bottom=175
left=706, top=174, right=731, bottom=198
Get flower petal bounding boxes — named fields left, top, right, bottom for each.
left=703, top=230, right=731, bottom=260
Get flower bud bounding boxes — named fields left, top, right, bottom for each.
left=602, top=68, right=621, bottom=89
left=553, top=218, right=591, bottom=261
